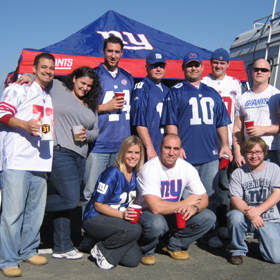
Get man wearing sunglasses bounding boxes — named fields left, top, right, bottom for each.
left=201, top=48, right=244, bottom=240
left=233, top=58, right=280, bottom=168
left=227, top=136, right=280, bottom=265
left=131, top=50, right=169, bottom=161
left=161, top=52, right=232, bottom=249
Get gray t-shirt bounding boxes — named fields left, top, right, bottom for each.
left=229, top=161, right=280, bottom=223
left=27, top=74, right=99, bottom=158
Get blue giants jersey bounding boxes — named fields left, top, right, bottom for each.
left=161, top=81, right=231, bottom=165
left=83, top=166, right=137, bottom=220
left=90, top=63, right=134, bottom=153
left=131, top=77, right=169, bottom=155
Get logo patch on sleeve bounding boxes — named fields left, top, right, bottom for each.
left=97, top=182, right=108, bottom=194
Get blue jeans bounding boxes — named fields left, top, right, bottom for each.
left=0, top=169, right=47, bottom=270
left=217, top=159, right=234, bottom=227
left=46, top=146, right=86, bottom=254
left=83, top=214, right=142, bottom=267
left=82, top=152, right=118, bottom=215
left=227, top=210, right=280, bottom=263
left=185, top=160, right=219, bottom=238
left=138, top=209, right=216, bottom=256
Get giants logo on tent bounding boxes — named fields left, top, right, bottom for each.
left=97, top=31, right=153, bottom=50
left=55, top=58, right=73, bottom=70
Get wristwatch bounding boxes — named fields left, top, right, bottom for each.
left=193, top=205, right=199, bottom=214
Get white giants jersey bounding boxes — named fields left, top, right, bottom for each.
left=202, top=74, right=243, bottom=149
left=235, top=85, right=280, bottom=150
left=0, top=82, right=54, bottom=172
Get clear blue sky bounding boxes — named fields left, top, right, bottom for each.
left=0, top=0, right=277, bottom=88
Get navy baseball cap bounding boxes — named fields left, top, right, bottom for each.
left=183, top=52, right=202, bottom=65
left=146, top=50, right=166, bottom=64
left=211, top=48, right=230, bottom=62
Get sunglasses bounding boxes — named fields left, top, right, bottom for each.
left=150, top=63, right=166, bottom=69
left=253, top=68, right=270, bottom=73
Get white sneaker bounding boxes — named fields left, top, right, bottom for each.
left=91, top=244, right=114, bottom=270
left=218, top=227, right=230, bottom=239
left=52, top=249, right=83, bottom=260
left=208, top=236, right=223, bottom=248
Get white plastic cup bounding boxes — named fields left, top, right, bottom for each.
left=40, top=117, right=53, bottom=141
left=72, top=125, right=83, bottom=141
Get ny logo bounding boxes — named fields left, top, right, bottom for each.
left=97, top=31, right=153, bottom=50
left=161, top=179, right=182, bottom=202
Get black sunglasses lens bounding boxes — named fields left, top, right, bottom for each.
left=151, top=63, right=165, bottom=69
left=253, top=68, right=270, bottom=73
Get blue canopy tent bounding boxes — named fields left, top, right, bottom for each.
left=17, top=10, right=247, bottom=81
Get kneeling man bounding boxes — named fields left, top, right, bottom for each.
left=227, top=136, right=280, bottom=265
left=135, top=134, right=216, bottom=265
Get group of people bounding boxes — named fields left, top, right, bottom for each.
left=1, top=35, right=280, bottom=278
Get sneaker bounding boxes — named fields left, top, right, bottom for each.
left=52, top=249, right=83, bottom=260
left=218, top=227, right=230, bottom=239
left=25, top=255, right=48, bottom=265
left=208, top=236, right=223, bottom=248
left=246, top=232, right=254, bottom=239
left=141, top=255, right=156, bottom=265
left=162, top=247, right=190, bottom=260
left=2, top=267, right=22, bottom=277
left=91, top=244, right=114, bottom=270
left=78, top=234, right=94, bottom=253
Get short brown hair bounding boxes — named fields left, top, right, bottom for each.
left=241, top=136, right=268, bottom=156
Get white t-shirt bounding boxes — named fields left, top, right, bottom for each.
left=235, top=85, right=280, bottom=150
left=201, top=74, right=243, bottom=149
left=0, top=82, right=54, bottom=172
left=135, top=157, right=206, bottom=209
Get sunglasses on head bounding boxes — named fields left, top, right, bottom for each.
left=253, top=67, right=270, bottom=73
left=150, top=63, right=166, bottom=69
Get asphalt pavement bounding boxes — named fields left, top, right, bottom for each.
left=8, top=203, right=280, bottom=280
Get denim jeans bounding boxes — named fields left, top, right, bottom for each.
left=217, top=159, right=234, bottom=227
left=83, top=214, right=142, bottom=267
left=138, top=209, right=216, bottom=256
left=46, top=146, right=86, bottom=253
left=0, top=169, right=47, bottom=270
left=227, top=210, right=280, bottom=263
left=82, top=152, right=118, bottom=215
left=186, top=160, right=219, bottom=238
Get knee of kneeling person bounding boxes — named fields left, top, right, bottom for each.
left=141, top=215, right=168, bottom=237
left=227, top=210, right=244, bottom=225
left=202, top=208, right=216, bottom=225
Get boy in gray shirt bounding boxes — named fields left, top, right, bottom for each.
left=227, top=136, right=280, bottom=265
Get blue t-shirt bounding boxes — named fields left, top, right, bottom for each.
left=83, top=166, right=137, bottom=220
left=131, top=76, right=169, bottom=155
left=161, top=81, right=231, bottom=165
left=90, top=63, right=134, bottom=153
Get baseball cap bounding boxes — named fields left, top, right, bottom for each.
left=211, top=48, right=230, bottom=62
left=183, top=52, right=202, bottom=65
left=146, top=50, right=166, bottom=64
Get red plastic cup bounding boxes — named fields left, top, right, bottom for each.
left=219, top=154, right=230, bottom=170
left=115, top=92, right=125, bottom=99
left=129, top=205, right=142, bottom=223
left=245, top=120, right=254, bottom=129
left=176, top=212, right=186, bottom=228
